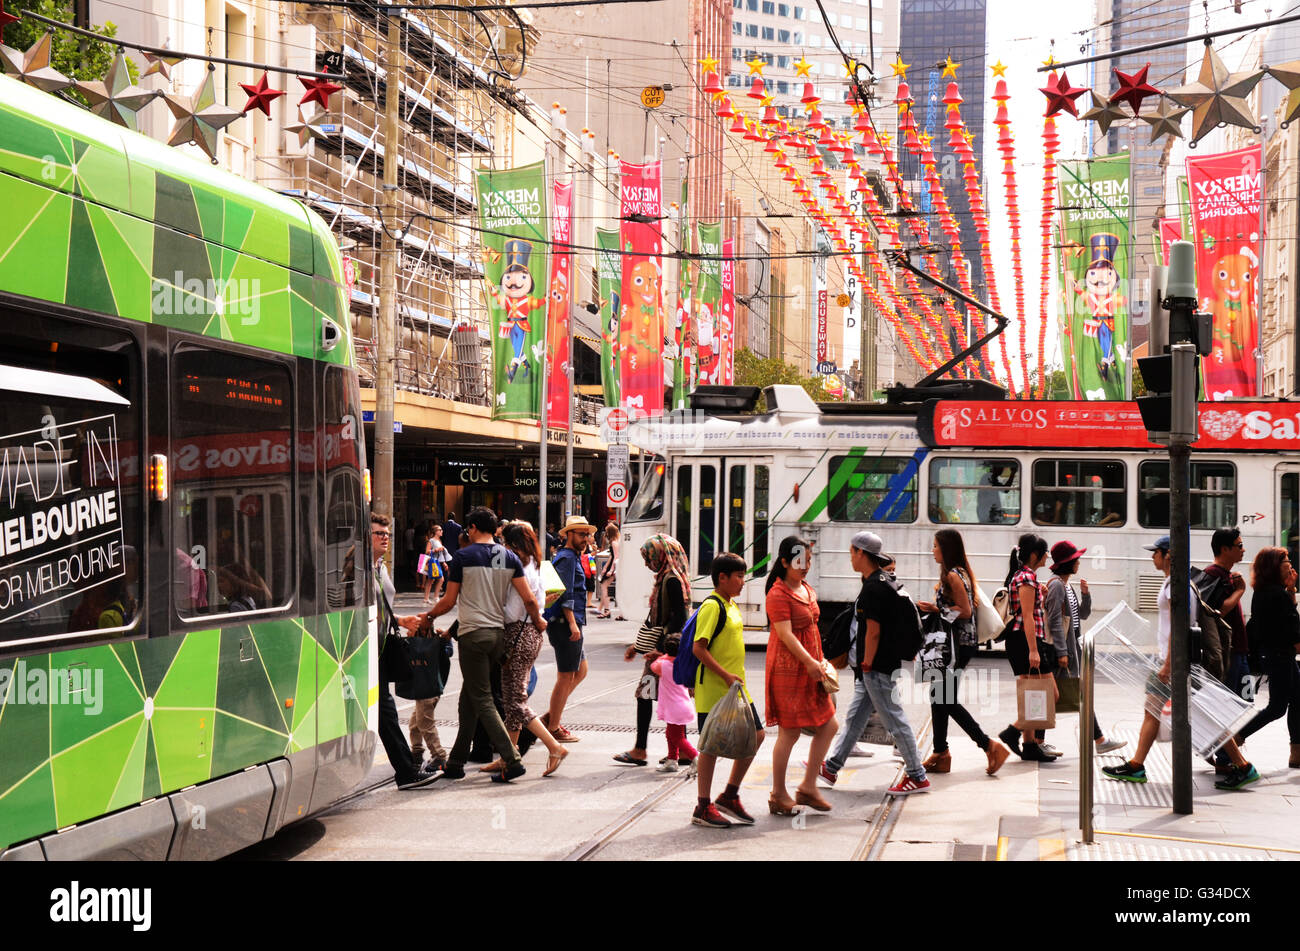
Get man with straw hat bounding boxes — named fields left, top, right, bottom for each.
left=544, top=516, right=596, bottom=742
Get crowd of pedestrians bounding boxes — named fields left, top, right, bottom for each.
left=372, top=505, right=1296, bottom=826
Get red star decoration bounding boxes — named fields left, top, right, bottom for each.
left=240, top=73, right=285, bottom=116
left=299, top=76, right=343, bottom=110
left=1110, top=63, right=1160, bottom=114
left=1039, top=70, right=1087, bottom=118
left=0, top=0, right=21, bottom=30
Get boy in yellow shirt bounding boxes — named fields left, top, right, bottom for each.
left=692, top=552, right=765, bottom=828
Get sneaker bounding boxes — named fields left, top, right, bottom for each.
left=817, top=762, right=838, bottom=787
left=1039, top=743, right=1064, bottom=759
left=396, top=771, right=439, bottom=790
left=998, top=726, right=1022, bottom=757
left=440, top=763, right=467, bottom=780
left=846, top=743, right=875, bottom=758
left=1095, top=738, right=1127, bottom=755
left=1214, top=763, right=1260, bottom=791
left=1102, top=761, right=1147, bottom=783
left=419, top=760, right=444, bottom=778
left=490, top=761, right=527, bottom=784
left=887, top=775, right=930, bottom=796
left=657, top=759, right=680, bottom=773
left=691, top=802, right=733, bottom=828
left=1020, top=743, right=1055, bottom=763
left=714, top=793, right=756, bottom=825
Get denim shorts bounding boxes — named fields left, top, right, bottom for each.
left=547, top=624, right=586, bottom=673
left=698, top=702, right=763, bottom=734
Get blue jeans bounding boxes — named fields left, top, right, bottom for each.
left=825, top=670, right=926, bottom=781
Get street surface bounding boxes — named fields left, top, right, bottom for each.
left=235, top=593, right=1300, bottom=862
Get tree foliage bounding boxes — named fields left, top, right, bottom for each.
left=733, top=347, right=830, bottom=412
left=3, top=0, right=130, bottom=86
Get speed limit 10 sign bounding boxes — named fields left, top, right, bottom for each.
left=607, top=480, right=628, bottom=507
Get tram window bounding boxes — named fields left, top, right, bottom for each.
left=0, top=322, right=141, bottom=645
left=699, top=465, right=718, bottom=573
left=754, top=465, right=770, bottom=570
left=927, top=459, right=1019, bottom=525
left=728, top=466, right=746, bottom=555
left=827, top=455, right=917, bottom=523
left=675, top=466, right=691, bottom=543
left=324, top=367, right=364, bottom=610
left=626, top=459, right=665, bottom=522
left=1031, top=460, right=1125, bottom=527
left=173, top=346, right=293, bottom=618
left=1138, top=461, right=1236, bottom=530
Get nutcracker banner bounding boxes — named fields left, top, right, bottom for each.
left=1157, top=218, right=1182, bottom=265
left=618, top=160, right=665, bottom=415
left=475, top=161, right=548, bottom=420
left=673, top=176, right=691, bottom=410
left=545, top=181, right=574, bottom=430
left=1056, top=153, right=1132, bottom=402
left=1186, top=145, right=1263, bottom=400
left=720, top=237, right=736, bottom=385
left=596, top=227, right=621, bottom=407
left=694, top=221, right=723, bottom=386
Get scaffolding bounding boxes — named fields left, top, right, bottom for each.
left=257, top=2, right=539, bottom=406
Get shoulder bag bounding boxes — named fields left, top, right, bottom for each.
left=634, top=580, right=669, bottom=654
left=395, top=614, right=454, bottom=700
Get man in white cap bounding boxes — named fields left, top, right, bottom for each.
left=820, top=531, right=929, bottom=796
left=544, top=515, right=595, bottom=742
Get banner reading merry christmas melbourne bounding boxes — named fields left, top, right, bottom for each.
left=618, top=160, right=665, bottom=416
left=720, top=238, right=736, bottom=385
left=545, top=181, right=573, bottom=430
left=1186, top=145, right=1263, bottom=399
left=475, top=162, right=548, bottom=420
left=1056, top=153, right=1132, bottom=401
left=694, top=221, right=723, bottom=386
left=596, top=227, right=621, bottom=407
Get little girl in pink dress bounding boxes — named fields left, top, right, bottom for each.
left=650, top=635, right=699, bottom=771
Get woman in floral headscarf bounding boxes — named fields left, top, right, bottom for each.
left=612, top=534, right=692, bottom=767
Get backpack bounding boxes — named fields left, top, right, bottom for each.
left=889, top=577, right=924, bottom=662
left=672, top=594, right=728, bottom=687
left=1194, top=592, right=1232, bottom=682
left=822, top=604, right=855, bottom=670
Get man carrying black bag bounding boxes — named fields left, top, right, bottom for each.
left=371, top=513, right=439, bottom=790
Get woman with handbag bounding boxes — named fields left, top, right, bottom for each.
left=765, top=535, right=838, bottom=815
left=1043, top=541, right=1126, bottom=756
left=915, top=529, right=1011, bottom=776
left=421, top=525, right=449, bottom=604
left=482, top=520, right=569, bottom=777
left=997, top=533, right=1060, bottom=763
left=596, top=523, right=624, bottom=619
left=613, top=534, right=690, bottom=767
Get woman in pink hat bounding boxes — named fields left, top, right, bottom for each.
left=1044, top=540, right=1125, bottom=756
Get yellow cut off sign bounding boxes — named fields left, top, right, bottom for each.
left=641, top=86, right=666, bottom=108
left=836, top=293, right=852, bottom=307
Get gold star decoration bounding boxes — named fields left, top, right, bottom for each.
left=163, top=67, right=242, bottom=162
left=285, top=105, right=341, bottom=148
left=698, top=54, right=720, bottom=74
left=1266, top=59, right=1300, bottom=127
left=1168, top=44, right=1264, bottom=145
left=844, top=57, right=858, bottom=78
left=1041, top=54, right=1058, bottom=69
left=1081, top=90, right=1129, bottom=135
left=142, top=48, right=184, bottom=80
left=890, top=55, right=910, bottom=79
left=76, top=50, right=158, bottom=131
left=990, top=59, right=1008, bottom=78
left=794, top=56, right=813, bottom=77
left=0, top=31, right=71, bottom=93
left=1141, top=94, right=1190, bottom=143
left=746, top=56, right=766, bottom=76
left=941, top=54, right=960, bottom=78
left=760, top=92, right=775, bottom=108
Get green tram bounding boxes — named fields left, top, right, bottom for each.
left=0, top=74, right=375, bottom=859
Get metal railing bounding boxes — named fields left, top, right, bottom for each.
left=1080, top=616, right=1096, bottom=844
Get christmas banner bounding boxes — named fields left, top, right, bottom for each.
left=694, top=221, right=723, bottom=385
left=1157, top=218, right=1182, bottom=265
left=720, top=238, right=736, bottom=385
left=673, top=177, right=691, bottom=410
left=618, top=160, right=665, bottom=416
left=475, top=162, right=548, bottom=420
left=1056, top=153, right=1132, bottom=401
left=545, top=181, right=573, bottom=430
left=596, top=227, right=621, bottom=407
left=1186, top=145, right=1263, bottom=399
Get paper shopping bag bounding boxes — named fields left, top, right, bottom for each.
left=1016, top=674, right=1057, bottom=730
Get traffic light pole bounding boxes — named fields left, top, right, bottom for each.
left=1169, top=429, right=1193, bottom=816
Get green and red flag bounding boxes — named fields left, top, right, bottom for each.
left=544, top=180, right=573, bottom=429
left=596, top=227, right=621, bottom=407
left=618, top=160, right=665, bottom=416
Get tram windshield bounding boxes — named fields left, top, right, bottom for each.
left=626, top=458, right=666, bottom=522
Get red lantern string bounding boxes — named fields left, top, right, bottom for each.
left=994, top=82, right=1029, bottom=399
left=1035, top=114, right=1059, bottom=398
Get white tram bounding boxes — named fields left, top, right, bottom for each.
left=620, top=385, right=1300, bottom=642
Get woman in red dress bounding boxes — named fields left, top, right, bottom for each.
left=764, top=536, right=839, bottom=815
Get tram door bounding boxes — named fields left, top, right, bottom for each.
left=724, top=459, right=772, bottom=611
left=674, top=461, right=721, bottom=600
left=1278, top=465, right=1300, bottom=568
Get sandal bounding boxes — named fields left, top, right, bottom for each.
left=478, top=759, right=506, bottom=773
left=768, top=793, right=798, bottom=816
left=543, top=748, right=569, bottom=777
left=612, top=752, right=647, bottom=766
left=795, top=788, right=832, bottom=812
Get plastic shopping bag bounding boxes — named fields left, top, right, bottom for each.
left=698, top=681, right=759, bottom=760
left=540, top=559, right=565, bottom=608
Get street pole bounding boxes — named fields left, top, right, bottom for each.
left=373, top=7, right=402, bottom=532
left=1169, top=418, right=1193, bottom=815
left=564, top=160, right=575, bottom=520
